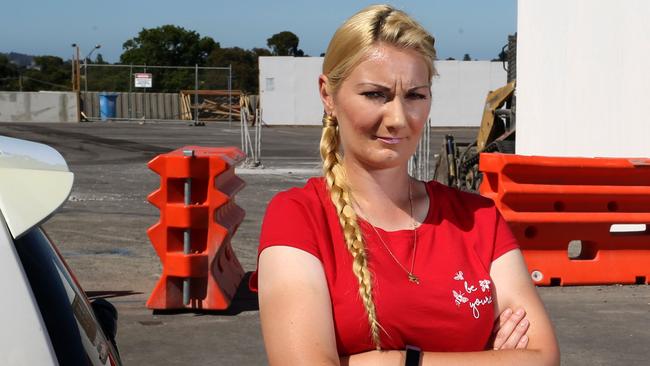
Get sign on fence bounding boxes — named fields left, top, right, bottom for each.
left=134, top=73, right=153, bottom=88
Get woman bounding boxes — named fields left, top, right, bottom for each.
left=253, top=5, right=559, bottom=365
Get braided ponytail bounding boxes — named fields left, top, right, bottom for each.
left=320, top=113, right=382, bottom=349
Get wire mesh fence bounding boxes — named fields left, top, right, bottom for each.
left=81, top=63, right=234, bottom=123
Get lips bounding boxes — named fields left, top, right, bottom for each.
left=376, top=136, right=403, bottom=145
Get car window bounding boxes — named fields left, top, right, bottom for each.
left=14, top=227, right=120, bottom=366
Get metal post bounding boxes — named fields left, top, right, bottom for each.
left=71, top=47, right=75, bottom=90
left=75, top=46, right=81, bottom=92
left=240, top=109, right=245, bottom=152
left=256, top=108, right=262, bottom=166
left=192, top=65, right=198, bottom=123
left=128, top=64, right=133, bottom=119
left=182, top=149, right=194, bottom=306
left=228, top=64, right=232, bottom=126
left=143, top=65, right=147, bottom=120
left=84, top=59, right=88, bottom=95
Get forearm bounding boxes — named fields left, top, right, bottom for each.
left=342, top=349, right=559, bottom=366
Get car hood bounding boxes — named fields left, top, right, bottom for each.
left=0, top=136, right=73, bottom=239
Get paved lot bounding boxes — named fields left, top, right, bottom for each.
left=1, top=121, right=648, bottom=365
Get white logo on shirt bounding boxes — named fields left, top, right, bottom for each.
left=451, top=271, right=493, bottom=319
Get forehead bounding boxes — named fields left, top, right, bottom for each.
left=345, top=44, right=430, bottom=86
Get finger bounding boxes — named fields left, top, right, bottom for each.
left=516, top=335, right=529, bottom=349
left=498, top=308, right=513, bottom=328
left=492, top=308, right=526, bottom=349
left=492, top=308, right=513, bottom=336
left=501, top=318, right=530, bottom=350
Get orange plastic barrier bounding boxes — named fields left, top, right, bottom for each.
left=479, top=153, right=650, bottom=286
left=146, top=146, right=246, bottom=309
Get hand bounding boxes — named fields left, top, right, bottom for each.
left=492, top=308, right=530, bottom=350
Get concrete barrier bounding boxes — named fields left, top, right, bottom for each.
left=0, top=92, right=79, bottom=123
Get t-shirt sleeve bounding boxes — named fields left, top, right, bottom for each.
left=249, top=190, right=322, bottom=292
left=257, top=191, right=321, bottom=259
left=492, top=206, right=519, bottom=261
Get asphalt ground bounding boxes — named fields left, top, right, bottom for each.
left=1, top=121, right=648, bottom=365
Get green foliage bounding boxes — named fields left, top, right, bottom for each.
left=0, top=54, right=20, bottom=90
left=4, top=26, right=305, bottom=93
left=121, top=25, right=218, bottom=66
left=463, top=53, right=472, bottom=61
left=267, top=31, right=305, bottom=56
left=207, top=47, right=272, bottom=93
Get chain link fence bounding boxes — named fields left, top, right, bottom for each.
left=81, top=64, right=234, bottom=123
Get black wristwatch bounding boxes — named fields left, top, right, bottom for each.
left=405, top=345, right=421, bottom=366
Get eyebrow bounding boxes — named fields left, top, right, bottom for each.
left=356, top=82, right=430, bottom=92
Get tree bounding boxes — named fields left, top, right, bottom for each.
left=445, top=57, right=456, bottom=60
left=267, top=31, right=305, bottom=56
left=121, top=25, right=219, bottom=66
left=0, top=54, right=19, bottom=90
left=463, top=53, right=472, bottom=61
left=207, top=47, right=272, bottom=93
left=120, top=25, right=219, bottom=91
left=95, top=53, right=107, bottom=64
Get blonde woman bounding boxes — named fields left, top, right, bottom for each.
left=252, top=5, right=559, bottom=365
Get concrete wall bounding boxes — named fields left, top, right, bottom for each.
left=0, top=92, right=79, bottom=123
left=517, top=0, right=650, bottom=157
left=259, top=57, right=506, bottom=127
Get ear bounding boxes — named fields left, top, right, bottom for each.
left=318, top=74, right=335, bottom=116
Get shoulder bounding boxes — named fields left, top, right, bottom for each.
left=426, top=180, right=497, bottom=219
left=266, top=177, right=327, bottom=214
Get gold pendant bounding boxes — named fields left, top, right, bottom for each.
left=408, top=273, right=420, bottom=284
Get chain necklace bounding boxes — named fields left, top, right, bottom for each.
left=356, top=180, right=420, bottom=284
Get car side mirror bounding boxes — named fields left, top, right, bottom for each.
left=91, top=298, right=119, bottom=355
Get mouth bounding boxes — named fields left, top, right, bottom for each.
left=375, top=136, right=404, bottom=145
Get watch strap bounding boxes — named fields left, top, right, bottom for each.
left=405, top=344, right=421, bottom=366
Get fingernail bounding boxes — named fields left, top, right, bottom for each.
left=519, top=319, right=529, bottom=327
left=503, top=308, right=512, bottom=316
left=515, top=308, right=525, bottom=316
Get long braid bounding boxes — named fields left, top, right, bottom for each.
left=320, top=113, right=382, bottom=349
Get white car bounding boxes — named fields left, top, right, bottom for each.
left=0, top=136, right=122, bottom=365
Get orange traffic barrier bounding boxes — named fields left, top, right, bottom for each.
left=146, top=146, right=246, bottom=310
left=479, top=153, right=650, bottom=286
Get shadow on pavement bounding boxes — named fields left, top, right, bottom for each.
left=153, top=271, right=259, bottom=316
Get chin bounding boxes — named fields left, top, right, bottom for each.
left=364, top=152, right=408, bottom=170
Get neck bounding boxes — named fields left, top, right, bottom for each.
left=342, top=156, right=413, bottom=228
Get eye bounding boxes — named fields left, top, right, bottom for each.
left=361, top=91, right=387, bottom=100
left=406, top=92, right=428, bottom=100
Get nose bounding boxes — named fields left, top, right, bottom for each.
left=383, top=96, right=408, bottom=131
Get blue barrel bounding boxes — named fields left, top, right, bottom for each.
left=99, top=93, right=119, bottom=121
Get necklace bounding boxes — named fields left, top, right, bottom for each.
left=356, top=180, right=420, bottom=284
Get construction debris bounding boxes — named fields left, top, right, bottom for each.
left=179, top=90, right=243, bottom=122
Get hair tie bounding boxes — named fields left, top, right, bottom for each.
left=322, top=112, right=338, bottom=127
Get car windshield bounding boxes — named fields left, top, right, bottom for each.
left=14, top=227, right=120, bottom=366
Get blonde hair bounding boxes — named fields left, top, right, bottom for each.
left=319, top=5, right=437, bottom=349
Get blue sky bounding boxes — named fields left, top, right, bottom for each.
left=1, top=0, right=516, bottom=62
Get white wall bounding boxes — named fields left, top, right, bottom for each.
left=0, top=92, right=79, bottom=123
left=431, top=61, right=507, bottom=127
left=517, top=0, right=650, bottom=157
left=259, top=57, right=506, bottom=127
left=259, top=57, right=323, bottom=126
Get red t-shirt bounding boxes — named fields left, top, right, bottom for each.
left=251, top=177, right=519, bottom=355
